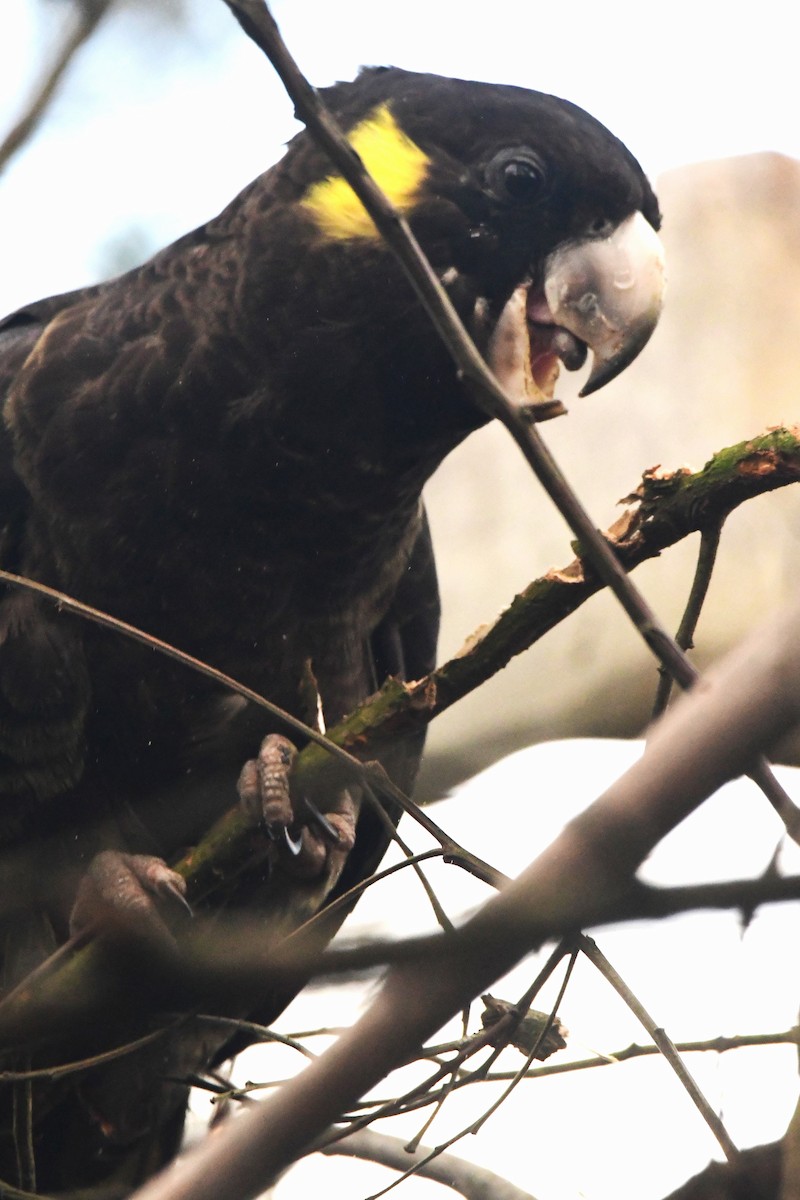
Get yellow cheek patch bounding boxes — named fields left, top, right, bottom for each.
left=301, top=104, right=430, bottom=240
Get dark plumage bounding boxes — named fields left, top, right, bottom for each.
left=0, top=67, right=662, bottom=1190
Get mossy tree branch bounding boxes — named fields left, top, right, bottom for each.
left=0, top=427, right=797, bottom=1054
left=289, top=425, right=800, bottom=798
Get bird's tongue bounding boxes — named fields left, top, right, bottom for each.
left=486, top=285, right=585, bottom=421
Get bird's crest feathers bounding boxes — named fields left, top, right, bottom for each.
left=301, top=104, right=430, bottom=240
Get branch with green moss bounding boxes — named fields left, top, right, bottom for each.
left=288, top=424, right=800, bottom=798
left=5, top=426, right=797, bottom=908
left=176, top=426, right=800, bottom=908
left=0, top=427, right=797, bottom=1054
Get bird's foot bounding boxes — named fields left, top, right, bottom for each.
left=69, top=851, right=190, bottom=946
left=237, top=734, right=356, bottom=881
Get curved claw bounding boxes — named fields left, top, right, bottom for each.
left=265, top=803, right=338, bottom=858
left=265, top=819, right=304, bottom=856
left=158, top=878, right=194, bottom=918
left=282, top=826, right=304, bottom=857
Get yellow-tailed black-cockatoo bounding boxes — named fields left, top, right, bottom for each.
left=0, top=67, right=663, bottom=1192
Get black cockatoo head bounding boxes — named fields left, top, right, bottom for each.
left=287, top=67, right=664, bottom=419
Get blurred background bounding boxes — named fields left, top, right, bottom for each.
left=3, top=0, right=800, bottom=796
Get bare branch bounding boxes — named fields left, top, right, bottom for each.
left=126, top=594, right=800, bottom=1200
left=217, top=0, right=788, bottom=718
left=426, top=427, right=800, bottom=721
left=216, top=1, right=800, bottom=859
left=652, top=521, right=723, bottom=719
left=484, top=1029, right=800, bottom=1083
left=322, top=941, right=573, bottom=1151
left=316, top=1027, right=800, bottom=1121
left=0, top=567, right=501, bottom=897
left=320, top=1128, right=538, bottom=1200
left=3, top=421, right=799, bottom=932
left=0, top=0, right=115, bottom=176
left=579, top=935, right=738, bottom=1161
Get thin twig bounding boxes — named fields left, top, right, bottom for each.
left=645, top=522, right=800, bottom=856
left=0, top=568, right=498, bottom=889
left=330, top=1029, right=800, bottom=1117
left=0, top=1025, right=174, bottom=1083
left=467, top=942, right=574, bottom=1089
left=578, top=935, right=739, bottom=1162
left=652, top=521, right=723, bottom=719
left=483, top=1028, right=800, bottom=1082
left=125, top=591, right=800, bottom=1200
left=297, top=850, right=448, bottom=935
left=404, top=1004, right=471, bottom=1153
left=404, top=1076, right=449, bottom=1155
left=219, top=0, right=797, bottom=850
left=359, top=948, right=579, bottom=1200
left=185, top=1014, right=316, bottom=1061
left=319, top=939, right=573, bottom=1151
left=470, top=946, right=579, bottom=1135
left=0, top=0, right=115, bottom=176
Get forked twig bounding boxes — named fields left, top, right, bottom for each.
left=354, top=947, right=579, bottom=1200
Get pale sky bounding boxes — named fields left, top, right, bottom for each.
left=2, top=0, right=799, bottom=315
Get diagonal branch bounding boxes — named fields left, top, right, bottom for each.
left=1, top=430, right=799, bottom=1050
left=4, top=845, right=800, bottom=1051
left=127, top=591, right=800, bottom=1200
left=652, top=521, right=723, bottom=720
left=218, top=0, right=692, bottom=689
left=219, top=0, right=795, bottom=837
left=2, top=425, right=797, bottom=926
left=0, top=0, right=116, bottom=176
left=579, top=934, right=738, bottom=1161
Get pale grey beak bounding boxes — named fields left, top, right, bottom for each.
left=542, top=211, right=666, bottom=396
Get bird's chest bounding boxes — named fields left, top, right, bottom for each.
left=41, top=406, right=429, bottom=787
left=144, top=479, right=420, bottom=654
left=80, top=488, right=422, bottom=780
